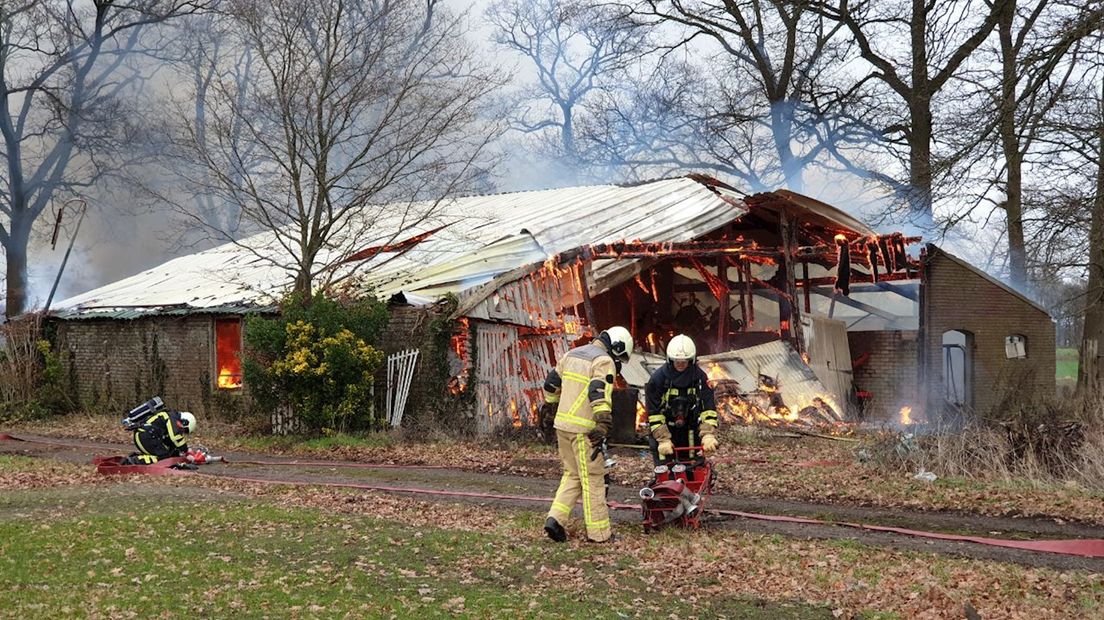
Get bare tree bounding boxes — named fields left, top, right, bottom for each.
left=167, top=13, right=254, bottom=240
left=0, top=0, right=212, bottom=318
left=945, top=1, right=1102, bottom=288
left=812, top=0, right=1010, bottom=222
left=485, top=0, right=647, bottom=181
left=611, top=0, right=853, bottom=193
left=181, top=0, right=501, bottom=300
left=1018, top=21, right=1103, bottom=390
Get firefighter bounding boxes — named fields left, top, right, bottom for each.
left=541, top=325, right=633, bottom=544
left=124, top=409, right=196, bottom=465
left=646, top=334, right=719, bottom=460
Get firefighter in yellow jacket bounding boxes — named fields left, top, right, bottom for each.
left=541, top=326, right=633, bottom=543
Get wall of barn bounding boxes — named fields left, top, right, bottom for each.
left=54, top=316, right=226, bottom=418
left=921, top=252, right=1056, bottom=418
left=848, top=330, right=920, bottom=423
left=375, top=303, right=454, bottom=429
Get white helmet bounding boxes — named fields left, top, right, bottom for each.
left=178, top=411, right=197, bottom=434
left=666, top=334, right=697, bottom=364
left=600, top=326, right=634, bottom=361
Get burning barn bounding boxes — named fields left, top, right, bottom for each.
left=47, top=175, right=1054, bottom=429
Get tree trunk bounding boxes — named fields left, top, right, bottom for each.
left=907, top=98, right=935, bottom=221
left=1078, top=95, right=1104, bottom=393
left=908, top=0, right=934, bottom=221
left=4, top=216, right=31, bottom=318
left=771, top=99, right=803, bottom=193
left=998, top=0, right=1028, bottom=289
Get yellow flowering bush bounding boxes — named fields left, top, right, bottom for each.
left=243, top=294, right=389, bottom=432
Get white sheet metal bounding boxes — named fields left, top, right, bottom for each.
left=699, top=341, right=844, bottom=421
left=52, top=177, right=747, bottom=318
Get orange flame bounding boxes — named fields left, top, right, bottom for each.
left=900, top=406, right=913, bottom=425
left=509, top=399, right=521, bottom=428
left=706, top=362, right=726, bottom=386
left=217, top=368, right=240, bottom=389
left=636, top=401, right=647, bottom=432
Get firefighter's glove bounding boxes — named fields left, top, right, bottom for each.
left=701, top=434, right=718, bottom=455
left=586, top=430, right=606, bottom=447
left=657, top=439, right=674, bottom=457
left=539, top=403, right=557, bottom=442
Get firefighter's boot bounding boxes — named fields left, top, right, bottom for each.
left=544, top=517, right=567, bottom=543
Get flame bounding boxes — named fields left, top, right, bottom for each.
left=510, top=399, right=521, bottom=428
left=801, top=352, right=810, bottom=364
left=636, top=401, right=647, bottom=431
left=711, top=377, right=845, bottom=430
left=900, top=406, right=913, bottom=425
left=215, top=319, right=242, bottom=389
left=562, top=314, right=580, bottom=336
left=706, top=362, right=726, bottom=386
left=217, top=368, right=240, bottom=389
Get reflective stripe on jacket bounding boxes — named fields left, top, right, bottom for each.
left=543, top=341, right=616, bottom=435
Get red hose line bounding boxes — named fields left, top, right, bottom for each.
left=198, top=472, right=1104, bottom=559
left=6, top=432, right=1104, bottom=558
left=228, top=459, right=449, bottom=469
left=705, top=508, right=1104, bottom=559
left=0, top=433, right=447, bottom=470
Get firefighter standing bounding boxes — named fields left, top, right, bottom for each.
left=125, top=409, right=197, bottom=464
left=541, top=326, right=633, bottom=544
left=646, top=334, right=719, bottom=460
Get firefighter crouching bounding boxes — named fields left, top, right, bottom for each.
left=646, top=334, right=719, bottom=460
left=124, top=409, right=197, bottom=465
left=541, top=326, right=633, bottom=544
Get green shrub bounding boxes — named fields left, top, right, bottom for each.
left=243, top=293, right=388, bottom=432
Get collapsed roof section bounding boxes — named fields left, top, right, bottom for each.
left=51, top=175, right=747, bottom=319
left=50, top=173, right=926, bottom=336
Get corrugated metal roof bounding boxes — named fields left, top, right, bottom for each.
left=746, top=189, right=878, bottom=237
left=52, top=176, right=749, bottom=319
left=699, top=341, right=844, bottom=421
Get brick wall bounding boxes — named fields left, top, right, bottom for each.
left=922, top=250, right=1056, bottom=417
left=55, top=316, right=223, bottom=418
left=848, top=330, right=919, bottom=423
left=375, top=304, right=443, bottom=426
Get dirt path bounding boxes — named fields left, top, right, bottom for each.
left=5, top=432, right=1104, bottom=572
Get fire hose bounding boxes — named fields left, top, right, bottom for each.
left=4, top=433, right=1104, bottom=558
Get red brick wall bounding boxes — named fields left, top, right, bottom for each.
left=922, top=252, right=1056, bottom=417
left=55, top=316, right=225, bottom=418
left=848, top=330, right=920, bottom=423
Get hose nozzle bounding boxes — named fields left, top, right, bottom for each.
left=639, top=487, right=655, bottom=500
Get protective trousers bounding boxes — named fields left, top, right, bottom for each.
left=547, top=429, right=611, bottom=542
left=132, top=429, right=173, bottom=463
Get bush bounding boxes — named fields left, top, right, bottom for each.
left=0, top=315, right=76, bottom=423
left=243, top=293, right=388, bottom=433
left=861, top=393, right=1104, bottom=490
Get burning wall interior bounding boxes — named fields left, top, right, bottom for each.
left=215, top=318, right=243, bottom=389
left=447, top=201, right=923, bottom=431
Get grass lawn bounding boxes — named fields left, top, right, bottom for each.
left=0, top=457, right=829, bottom=619
left=2, top=455, right=1103, bottom=619
left=1057, top=347, right=1078, bottom=382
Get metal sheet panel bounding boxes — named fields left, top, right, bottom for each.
left=51, top=176, right=748, bottom=319
left=699, top=340, right=844, bottom=421
left=801, top=314, right=853, bottom=409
